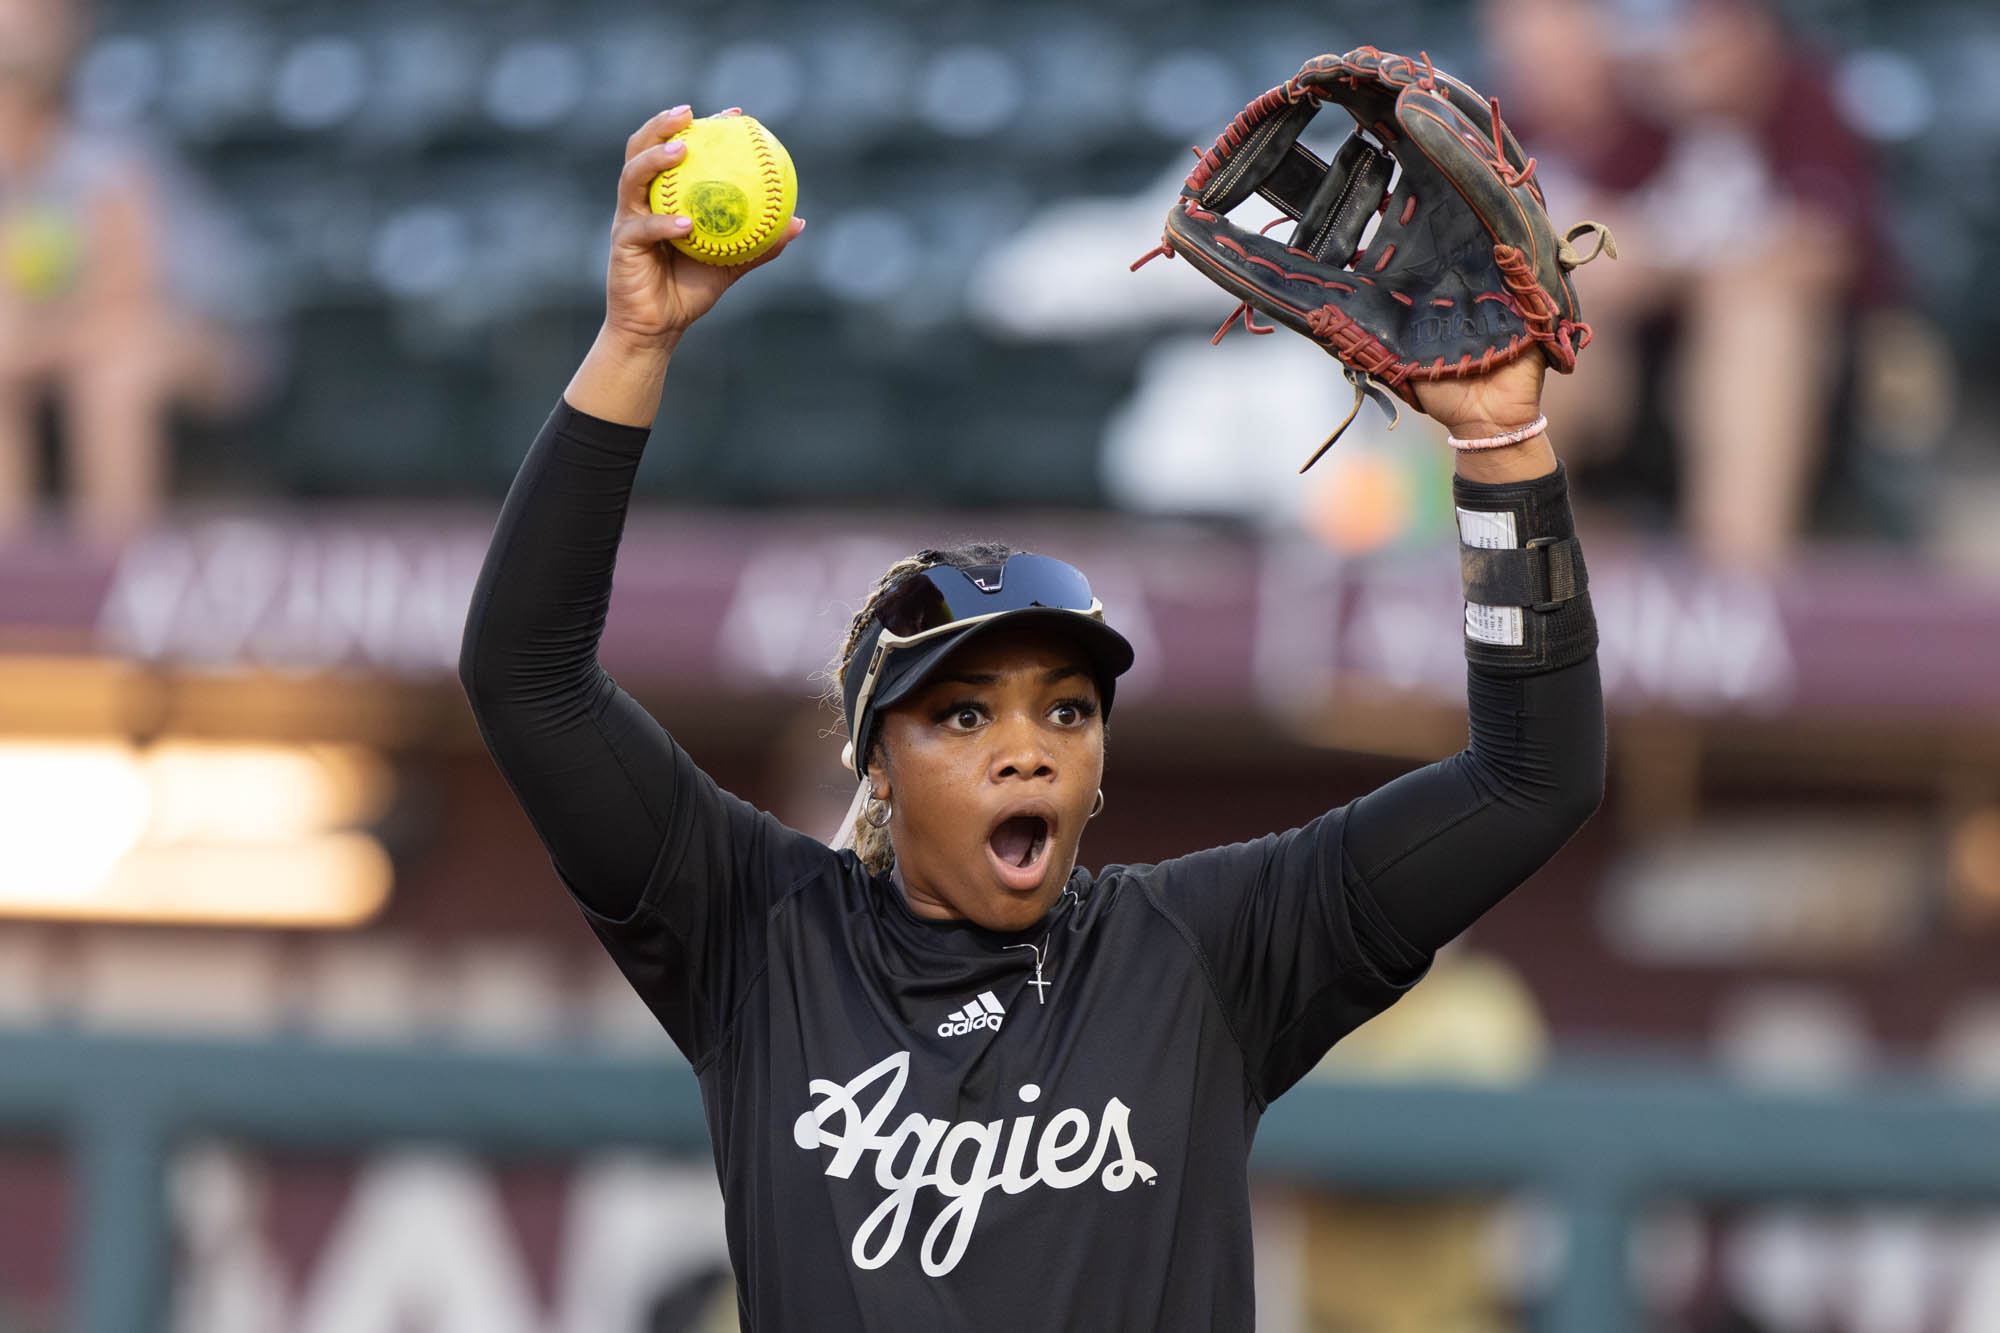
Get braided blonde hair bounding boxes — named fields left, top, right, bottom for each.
left=833, top=542, right=1017, bottom=872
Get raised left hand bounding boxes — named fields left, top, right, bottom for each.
left=1412, top=345, right=1548, bottom=440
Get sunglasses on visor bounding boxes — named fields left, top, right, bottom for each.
left=842, top=554, right=1108, bottom=777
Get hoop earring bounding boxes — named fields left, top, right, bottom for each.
left=865, top=798, right=893, bottom=828
left=1089, top=789, right=1104, bottom=818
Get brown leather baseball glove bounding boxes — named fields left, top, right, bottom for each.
left=1134, top=46, right=1615, bottom=470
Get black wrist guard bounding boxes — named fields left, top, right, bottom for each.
left=1452, top=461, right=1597, bottom=675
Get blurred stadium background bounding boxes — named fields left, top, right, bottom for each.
left=3, top=0, right=1999, bottom=1328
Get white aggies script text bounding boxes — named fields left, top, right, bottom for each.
left=791, top=1051, right=1157, bottom=1276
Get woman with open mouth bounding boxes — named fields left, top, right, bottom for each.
left=461, top=104, right=1605, bottom=1331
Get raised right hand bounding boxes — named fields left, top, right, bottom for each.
left=603, top=105, right=806, bottom=346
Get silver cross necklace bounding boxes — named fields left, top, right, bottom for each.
left=1002, top=886, right=1077, bottom=1005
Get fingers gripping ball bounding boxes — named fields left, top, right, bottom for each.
left=648, top=114, right=797, bottom=266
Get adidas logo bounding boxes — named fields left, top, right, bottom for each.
left=936, top=991, right=1006, bottom=1038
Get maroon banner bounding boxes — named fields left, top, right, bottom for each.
left=166, top=1144, right=734, bottom=1333
left=1, top=512, right=1993, bottom=722
left=0, top=1143, right=67, bottom=1329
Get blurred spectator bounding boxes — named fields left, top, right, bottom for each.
left=0, top=0, right=266, bottom=550
left=1483, top=0, right=1907, bottom=569
left=1294, top=948, right=1549, bottom=1331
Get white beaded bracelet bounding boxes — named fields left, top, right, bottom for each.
left=1448, top=414, right=1548, bottom=452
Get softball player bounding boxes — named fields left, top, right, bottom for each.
left=461, top=105, right=1604, bottom=1331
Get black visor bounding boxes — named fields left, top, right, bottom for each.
left=872, top=554, right=1096, bottom=637
left=841, top=554, right=1135, bottom=779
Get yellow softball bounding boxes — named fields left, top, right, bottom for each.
left=0, top=209, right=83, bottom=302
left=648, top=114, right=797, bottom=266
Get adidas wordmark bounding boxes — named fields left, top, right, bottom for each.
left=937, top=991, right=1005, bottom=1037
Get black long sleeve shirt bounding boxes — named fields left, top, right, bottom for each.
left=459, top=400, right=1605, bottom=1332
